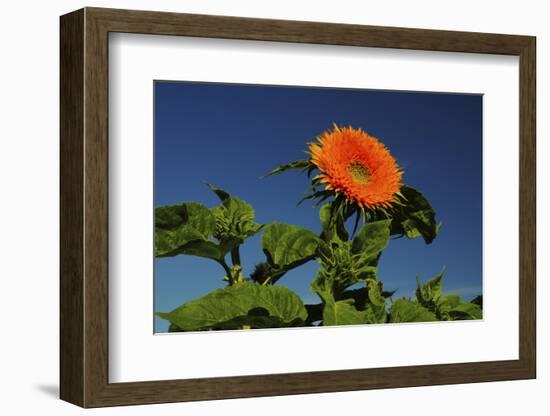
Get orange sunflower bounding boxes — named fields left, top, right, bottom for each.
left=308, top=125, right=403, bottom=210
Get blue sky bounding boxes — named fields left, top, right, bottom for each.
left=154, top=81, right=483, bottom=333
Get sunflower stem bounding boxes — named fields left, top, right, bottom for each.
left=231, top=247, right=241, bottom=267
left=218, top=260, right=233, bottom=284
left=351, top=210, right=361, bottom=239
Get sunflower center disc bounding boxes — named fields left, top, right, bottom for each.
left=348, top=161, right=371, bottom=185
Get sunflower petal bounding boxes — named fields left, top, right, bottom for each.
left=307, top=125, right=403, bottom=210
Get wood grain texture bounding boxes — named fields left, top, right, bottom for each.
left=59, top=8, right=84, bottom=406
left=59, top=7, right=537, bottom=408
left=518, top=38, right=536, bottom=376
left=83, top=10, right=110, bottom=406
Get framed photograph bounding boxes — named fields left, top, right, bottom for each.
left=60, top=7, right=536, bottom=408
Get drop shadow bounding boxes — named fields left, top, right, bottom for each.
left=35, top=384, right=59, bottom=399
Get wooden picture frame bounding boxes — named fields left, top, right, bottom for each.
left=60, top=7, right=536, bottom=408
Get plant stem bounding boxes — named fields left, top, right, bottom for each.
left=351, top=210, right=361, bottom=239
left=231, top=247, right=241, bottom=266
left=218, top=260, right=233, bottom=283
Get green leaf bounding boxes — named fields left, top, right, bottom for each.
left=366, top=279, right=387, bottom=323
left=448, top=302, right=483, bottom=320
left=320, top=296, right=386, bottom=326
left=314, top=214, right=390, bottom=297
left=323, top=299, right=369, bottom=326
left=155, top=201, right=239, bottom=260
left=154, top=202, right=218, bottom=258
left=367, top=279, right=386, bottom=307
left=211, top=314, right=305, bottom=330
left=262, top=223, right=320, bottom=270
left=250, top=262, right=278, bottom=285
left=168, top=323, right=184, bottom=332
left=156, top=281, right=307, bottom=331
left=313, top=277, right=387, bottom=326
left=412, top=271, right=482, bottom=321
left=155, top=202, right=215, bottom=236
left=155, top=226, right=203, bottom=257
left=206, top=185, right=263, bottom=243
left=206, top=183, right=231, bottom=202
left=320, top=201, right=349, bottom=242
left=389, top=299, right=437, bottom=323
left=313, top=237, right=379, bottom=297
left=181, top=239, right=238, bottom=262
left=188, top=203, right=216, bottom=234
left=155, top=230, right=238, bottom=261
left=313, top=219, right=390, bottom=291
left=436, top=294, right=462, bottom=318
left=416, top=269, right=444, bottom=305
left=351, top=219, right=391, bottom=259
left=470, top=295, right=483, bottom=307
left=312, top=280, right=369, bottom=326
left=155, top=204, right=188, bottom=230
left=212, top=196, right=263, bottom=242
left=264, top=159, right=311, bottom=178
left=389, top=186, right=440, bottom=244
left=439, top=294, right=462, bottom=308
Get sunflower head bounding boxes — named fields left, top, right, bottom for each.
left=308, top=125, right=403, bottom=211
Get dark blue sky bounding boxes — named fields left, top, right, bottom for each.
left=154, top=81, right=482, bottom=333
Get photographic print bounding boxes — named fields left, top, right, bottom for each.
left=154, top=81, right=483, bottom=333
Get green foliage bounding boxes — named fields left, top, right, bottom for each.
left=262, top=223, right=320, bottom=269
left=206, top=183, right=231, bottom=201
left=410, top=270, right=483, bottom=321
left=254, top=223, right=320, bottom=284
left=415, top=269, right=444, bottom=309
left=154, top=202, right=235, bottom=262
left=387, top=271, right=482, bottom=323
left=364, top=279, right=388, bottom=323
left=312, top=220, right=390, bottom=298
left=313, top=278, right=387, bottom=326
left=447, top=302, right=482, bottom=320
left=155, top=202, right=215, bottom=235
left=389, top=299, right=437, bottom=323
left=263, top=159, right=312, bottom=178
left=155, top=158, right=481, bottom=332
left=437, top=295, right=462, bottom=316
left=157, top=281, right=307, bottom=331
left=322, top=299, right=372, bottom=326
left=470, top=295, right=483, bottom=307
left=320, top=201, right=349, bottom=242
left=311, top=217, right=390, bottom=326
left=387, top=186, right=441, bottom=244
left=211, top=197, right=263, bottom=243
left=351, top=219, right=391, bottom=260
left=154, top=187, right=263, bottom=279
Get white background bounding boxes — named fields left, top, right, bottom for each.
left=110, top=34, right=519, bottom=382
left=0, top=0, right=546, bottom=415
